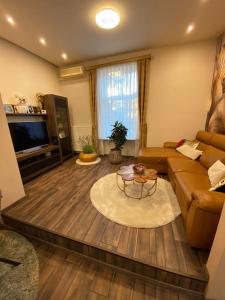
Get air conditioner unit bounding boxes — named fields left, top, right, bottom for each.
left=59, top=66, right=85, bottom=79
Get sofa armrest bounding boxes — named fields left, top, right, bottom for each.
left=192, top=190, right=225, bottom=214
left=163, top=141, right=177, bottom=149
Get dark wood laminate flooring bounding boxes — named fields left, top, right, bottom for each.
left=3, top=157, right=209, bottom=280
left=32, top=239, right=202, bottom=300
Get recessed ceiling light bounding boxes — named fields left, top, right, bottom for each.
left=39, top=37, right=46, bottom=46
left=186, top=24, right=195, bottom=34
left=6, top=15, right=15, bottom=26
left=62, top=53, right=68, bottom=60
left=96, top=8, right=120, bottom=29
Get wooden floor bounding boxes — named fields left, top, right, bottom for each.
left=2, top=157, right=208, bottom=284
left=33, top=239, right=202, bottom=300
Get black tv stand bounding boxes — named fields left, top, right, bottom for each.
left=16, top=145, right=61, bottom=183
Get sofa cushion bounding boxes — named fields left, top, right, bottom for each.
left=196, top=131, right=214, bottom=144
left=138, top=147, right=167, bottom=164
left=196, top=142, right=209, bottom=151
left=175, top=172, right=211, bottom=202
left=165, top=148, right=187, bottom=158
left=175, top=172, right=211, bottom=220
left=176, top=145, right=202, bottom=160
left=208, top=160, right=225, bottom=187
left=163, top=141, right=178, bottom=148
left=210, top=133, right=225, bottom=151
left=192, top=190, right=225, bottom=214
left=200, top=145, right=225, bottom=169
left=168, top=157, right=207, bottom=175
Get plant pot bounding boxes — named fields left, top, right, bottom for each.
left=109, top=149, right=122, bottom=164
left=79, top=152, right=98, bottom=162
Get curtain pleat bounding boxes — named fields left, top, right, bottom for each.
left=138, top=59, right=150, bottom=148
left=88, top=69, right=99, bottom=151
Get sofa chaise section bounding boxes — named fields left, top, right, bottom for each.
left=137, top=131, right=225, bottom=249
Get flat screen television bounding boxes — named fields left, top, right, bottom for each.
left=8, top=121, right=49, bottom=153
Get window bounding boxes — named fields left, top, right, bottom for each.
left=97, top=62, right=139, bottom=140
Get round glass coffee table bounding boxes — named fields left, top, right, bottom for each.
left=116, top=164, right=157, bottom=200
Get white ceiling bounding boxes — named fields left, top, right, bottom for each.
left=0, top=0, right=224, bottom=66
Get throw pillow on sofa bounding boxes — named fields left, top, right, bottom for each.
left=176, top=144, right=203, bottom=160
left=209, top=178, right=225, bottom=193
left=208, top=160, right=225, bottom=187
left=177, top=139, right=185, bottom=147
left=183, top=140, right=199, bottom=149
left=176, top=139, right=199, bottom=149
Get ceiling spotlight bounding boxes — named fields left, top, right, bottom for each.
left=62, top=53, right=68, bottom=60
left=39, top=37, right=46, bottom=46
left=6, top=15, right=15, bottom=26
left=186, top=24, right=195, bottom=34
left=96, top=8, right=120, bottom=29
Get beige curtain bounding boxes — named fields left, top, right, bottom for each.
left=138, top=59, right=150, bottom=148
left=206, top=33, right=225, bottom=132
left=88, top=69, right=98, bottom=151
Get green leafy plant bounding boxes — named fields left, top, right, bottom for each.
left=108, top=121, right=128, bottom=150
left=78, top=135, right=95, bottom=153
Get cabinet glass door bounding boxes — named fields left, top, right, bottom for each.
left=55, top=98, right=69, bottom=139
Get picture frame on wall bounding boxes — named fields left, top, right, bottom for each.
left=3, top=104, right=14, bottom=114
left=27, top=105, right=34, bottom=114
left=16, top=105, right=28, bottom=114
left=12, top=105, right=18, bottom=113
left=32, top=106, right=39, bottom=113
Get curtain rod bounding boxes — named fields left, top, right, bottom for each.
left=85, top=54, right=151, bottom=71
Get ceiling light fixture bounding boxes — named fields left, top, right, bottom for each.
left=6, top=15, right=15, bottom=26
left=39, top=37, right=46, bottom=46
left=96, top=8, right=120, bottom=29
left=186, top=24, right=195, bottom=34
left=62, top=53, right=68, bottom=60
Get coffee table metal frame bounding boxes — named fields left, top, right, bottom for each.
left=116, top=170, right=157, bottom=200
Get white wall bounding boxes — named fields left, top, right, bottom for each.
left=60, top=77, right=92, bottom=150
left=0, top=96, right=25, bottom=209
left=60, top=40, right=216, bottom=149
left=147, top=39, right=216, bottom=146
left=0, top=38, right=60, bottom=105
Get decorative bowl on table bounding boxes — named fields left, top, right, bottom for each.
left=133, top=163, right=145, bottom=175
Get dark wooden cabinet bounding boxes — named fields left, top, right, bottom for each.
left=17, top=145, right=61, bottom=183
left=43, top=94, right=73, bottom=161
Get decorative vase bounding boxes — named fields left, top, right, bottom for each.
left=133, top=163, right=145, bottom=175
left=109, top=149, right=122, bottom=164
left=79, top=152, right=98, bottom=162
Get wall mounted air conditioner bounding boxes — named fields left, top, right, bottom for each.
left=59, top=66, right=85, bottom=79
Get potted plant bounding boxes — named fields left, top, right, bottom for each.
left=78, top=135, right=98, bottom=162
left=108, top=121, right=128, bottom=164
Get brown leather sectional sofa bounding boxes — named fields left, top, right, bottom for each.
left=138, top=131, right=225, bottom=249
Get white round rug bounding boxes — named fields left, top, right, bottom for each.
left=90, top=173, right=181, bottom=228
left=76, top=157, right=101, bottom=165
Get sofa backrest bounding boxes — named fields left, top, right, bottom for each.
left=196, top=131, right=214, bottom=151
left=211, top=134, right=225, bottom=151
left=196, top=131, right=225, bottom=169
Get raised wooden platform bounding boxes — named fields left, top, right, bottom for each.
left=33, top=238, right=203, bottom=299
left=2, top=157, right=209, bottom=297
